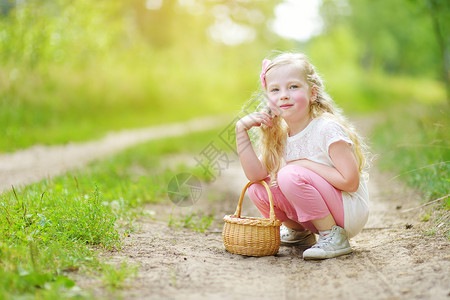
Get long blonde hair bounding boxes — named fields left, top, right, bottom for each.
left=250, top=52, right=370, bottom=181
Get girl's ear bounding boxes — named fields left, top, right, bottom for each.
left=310, top=85, right=318, bottom=103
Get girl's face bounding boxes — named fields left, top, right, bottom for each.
left=265, top=63, right=314, bottom=127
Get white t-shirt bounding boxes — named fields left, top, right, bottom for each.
left=284, top=116, right=369, bottom=238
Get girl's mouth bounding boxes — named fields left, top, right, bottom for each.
left=279, top=104, right=293, bottom=109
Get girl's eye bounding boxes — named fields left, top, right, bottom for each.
left=290, top=85, right=299, bottom=89
left=270, top=88, right=279, bottom=93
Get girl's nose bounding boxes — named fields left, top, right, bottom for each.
left=280, top=90, right=289, bottom=100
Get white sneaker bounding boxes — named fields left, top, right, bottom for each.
left=280, top=225, right=316, bottom=247
left=303, top=225, right=352, bottom=260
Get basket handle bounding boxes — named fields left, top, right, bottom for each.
left=234, top=181, right=277, bottom=222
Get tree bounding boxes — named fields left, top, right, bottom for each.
left=425, top=0, right=449, bottom=101
left=319, top=0, right=446, bottom=86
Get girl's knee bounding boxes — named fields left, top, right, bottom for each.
left=277, top=165, right=311, bottom=190
left=248, top=182, right=289, bottom=221
left=247, top=182, right=270, bottom=205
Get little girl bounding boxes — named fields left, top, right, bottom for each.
left=235, top=52, right=370, bottom=260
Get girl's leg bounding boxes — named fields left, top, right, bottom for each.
left=276, top=165, right=352, bottom=259
left=247, top=179, right=290, bottom=222
left=276, top=164, right=345, bottom=234
left=247, top=179, right=315, bottom=246
left=282, top=219, right=306, bottom=231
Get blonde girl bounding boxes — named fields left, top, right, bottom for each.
left=235, top=52, right=370, bottom=260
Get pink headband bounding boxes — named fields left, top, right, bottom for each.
left=259, top=59, right=272, bottom=89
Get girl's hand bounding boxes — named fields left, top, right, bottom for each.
left=236, top=112, right=273, bottom=132
left=235, top=112, right=271, bottom=182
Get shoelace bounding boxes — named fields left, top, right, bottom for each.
left=312, top=231, right=334, bottom=248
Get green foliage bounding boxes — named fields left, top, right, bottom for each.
left=319, top=0, right=444, bottom=78
left=0, top=52, right=249, bottom=152
left=372, top=103, right=449, bottom=201
left=0, top=0, right=123, bottom=67
left=1, top=185, right=120, bottom=248
left=307, top=35, right=446, bottom=112
left=0, top=0, right=446, bottom=154
left=0, top=186, right=104, bottom=299
left=102, top=261, right=137, bottom=291
left=0, top=0, right=290, bottom=153
left=168, top=210, right=214, bottom=233
left=0, top=263, right=81, bottom=299
left=371, top=102, right=449, bottom=239
left=0, top=184, right=109, bottom=299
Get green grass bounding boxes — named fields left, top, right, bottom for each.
left=372, top=103, right=449, bottom=200
left=101, top=261, right=138, bottom=291
left=0, top=185, right=110, bottom=299
left=323, top=70, right=446, bottom=113
left=0, top=128, right=226, bottom=299
left=168, top=210, right=215, bottom=233
left=0, top=56, right=248, bottom=153
left=371, top=103, right=449, bottom=237
left=0, top=1, right=259, bottom=153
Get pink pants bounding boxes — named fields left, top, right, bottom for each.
left=248, top=164, right=344, bottom=234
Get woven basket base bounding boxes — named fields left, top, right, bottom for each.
left=222, top=218, right=281, bottom=257
left=222, top=181, right=281, bottom=257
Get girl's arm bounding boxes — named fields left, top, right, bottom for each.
left=235, top=112, right=272, bottom=182
left=293, top=141, right=360, bottom=192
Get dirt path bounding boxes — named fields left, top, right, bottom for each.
left=2, top=117, right=449, bottom=299
left=0, top=115, right=229, bottom=193
left=84, top=159, right=448, bottom=300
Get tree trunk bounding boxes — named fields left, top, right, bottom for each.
left=427, top=0, right=450, bottom=104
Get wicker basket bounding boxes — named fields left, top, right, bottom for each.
left=222, top=181, right=282, bottom=257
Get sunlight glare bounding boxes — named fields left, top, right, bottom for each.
left=146, top=0, right=163, bottom=10
left=272, top=0, right=323, bottom=41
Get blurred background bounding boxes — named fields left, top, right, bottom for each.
left=0, top=0, right=448, bottom=150
left=0, top=0, right=448, bottom=203
left=0, top=2, right=448, bottom=296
